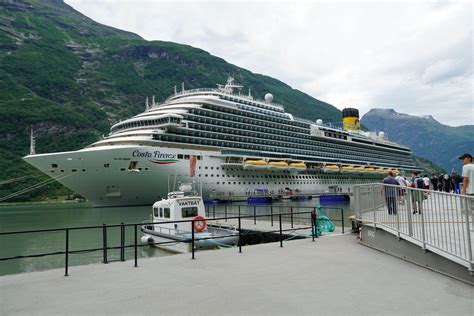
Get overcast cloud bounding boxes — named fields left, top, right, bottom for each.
left=66, top=0, right=473, bottom=126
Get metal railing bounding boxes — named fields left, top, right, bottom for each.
left=353, top=183, right=474, bottom=272
left=1, top=207, right=342, bottom=277
left=204, top=204, right=346, bottom=233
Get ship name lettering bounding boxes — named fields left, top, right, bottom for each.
left=177, top=200, right=200, bottom=206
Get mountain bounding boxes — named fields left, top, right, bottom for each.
left=361, top=109, right=474, bottom=173
left=0, top=0, right=341, bottom=201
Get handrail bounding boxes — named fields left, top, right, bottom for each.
left=353, top=183, right=474, bottom=272
left=0, top=208, right=331, bottom=277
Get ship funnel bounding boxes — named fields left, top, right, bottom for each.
left=342, top=108, right=360, bottom=131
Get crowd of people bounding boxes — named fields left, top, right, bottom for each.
left=382, top=153, right=473, bottom=215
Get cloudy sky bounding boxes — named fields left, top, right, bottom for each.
left=66, top=0, right=473, bottom=126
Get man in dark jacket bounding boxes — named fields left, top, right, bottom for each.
left=451, top=171, right=462, bottom=194
left=382, top=172, right=400, bottom=215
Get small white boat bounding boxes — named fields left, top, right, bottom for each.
left=141, top=190, right=239, bottom=253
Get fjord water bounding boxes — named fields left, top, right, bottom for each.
left=0, top=199, right=352, bottom=276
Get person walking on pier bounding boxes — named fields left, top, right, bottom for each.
left=451, top=171, right=462, bottom=194
left=382, top=172, right=399, bottom=215
left=442, top=174, right=453, bottom=193
left=409, top=172, right=424, bottom=214
left=431, top=175, right=438, bottom=192
left=459, top=153, right=473, bottom=196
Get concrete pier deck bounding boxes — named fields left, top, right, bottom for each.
left=1, top=234, right=472, bottom=315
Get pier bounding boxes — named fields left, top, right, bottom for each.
left=1, top=234, right=472, bottom=315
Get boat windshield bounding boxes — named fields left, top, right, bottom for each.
left=181, top=207, right=198, bottom=218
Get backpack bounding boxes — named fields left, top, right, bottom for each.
left=415, top=178, right=424, bottom=189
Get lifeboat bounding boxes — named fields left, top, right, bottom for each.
left=352, top=166, right=366, bottom=172
left=288, top=162, right=306, bottom=170
left=243, top=159, right=267, bottom=169
left=340, top=166, right=354, bottom=173
left=323, top=164, right=340, bottom=173
left=268, top=161, right=288, bottom=169
left=375, top=168, right=386, bottom=173
left=364, top=167, right=376, bottom=173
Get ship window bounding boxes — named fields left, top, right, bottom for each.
left=182, top=207, right=198, bottom=218
left=184, top=155, right=190, bottom=159
left=51, top=164, right=58, bottom=168
left=128, top=161, right=138, bottom=170
left=104, top=163, right=110, bottom=168
left=178, top=154, right=183, bottom=159
left=164, top=208, right=170, bottom=218
left=154, top=207, right=159, bottom=217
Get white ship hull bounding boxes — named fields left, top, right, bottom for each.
left=24, top=144, right=382, bottom=207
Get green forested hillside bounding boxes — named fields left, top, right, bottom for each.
left=0, top=0, right=341, bottom=201
left=361, top=109, right=474, bottom=173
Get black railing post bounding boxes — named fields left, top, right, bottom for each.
left=120, top=222, right=125, bottom=262
left=311, top=211, right=315, bottom=242
left=238, top=216, right=242, bottom=253
left=191, top=220, right=195, bottom=260
left=213, top=205, right=216, bottom=219
left=225, top=204, right=227, bottom=222
left=238, top=205, right=241, bottom=217
left=102, top=224, right=108, bottom=264
left=314, top=207, right=319, bottom=239
left=341, top=208, right=345, bottom=234
left=253, top=205, right=256, bottom=225
left=64, top=229, right=69, bottom=276
left=270, top=206, right=274, bottom=227
left=134, top=224, right=138, bottom=267
left=279, top=214, right=283, bottom=248
left=290, top=206, right=293, bottom=228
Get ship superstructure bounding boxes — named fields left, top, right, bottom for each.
left=24, top=77, right=420, bottom=206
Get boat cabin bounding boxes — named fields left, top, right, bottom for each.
left=151, top=191, right=206, bottom=234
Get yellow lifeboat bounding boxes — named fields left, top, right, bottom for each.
left=323, top=164, right=340, bottom=173
left=268, top=161, right=288, bottom=169
left=352, top=166, right=366, bottom=172
left=375, top=168, right=386, bottom=173
left=244, top=159, right=267, bottom=169
left=341, top=165, right=354, bottom=173
left=364, top=167, right=376, bottom=172
left=392, top=169, right=400, bottom=174
left=288, top=162, right=306, bottom=169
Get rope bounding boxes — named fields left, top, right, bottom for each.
left=0, top=174, right=43, bottom=185
left=0, top=173, right=75, bottom=202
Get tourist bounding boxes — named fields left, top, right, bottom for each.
left=409, top=171, right=424, bottom=214
left=451, top=171, right=462, bottom=194
left=437, top=174, right=444, bottom=191
left=430, top=175, right=438, bottom=192
left=422, top=175, right=431, bottom=190
left=395, top=173, right=406, bottom=204
left=382, top=171, right=399, bottom=215
left=459, top=153, right=473, bottom=196
left=442, top=174, right=453, bottom=193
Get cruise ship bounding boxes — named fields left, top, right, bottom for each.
left=24, top=77, right=421, bottom=207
